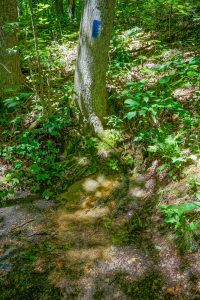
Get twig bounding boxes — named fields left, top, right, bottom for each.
left=12, top=219, right=35, bottom=230
left=0, top=63, right=11, bottom=73
left=28, top=231, right=49, bottom=237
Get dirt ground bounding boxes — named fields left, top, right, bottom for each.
left=0, top=165, right=199, bottom=299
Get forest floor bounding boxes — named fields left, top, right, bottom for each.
left=0, top=25, right=200, bottom=299
left=0, top=163, right=199, bottom=299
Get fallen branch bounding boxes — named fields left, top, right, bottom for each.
left=12, top=219, right=35, bottom=230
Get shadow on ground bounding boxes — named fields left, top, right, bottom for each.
left=0, top=169, right=199, bottom=299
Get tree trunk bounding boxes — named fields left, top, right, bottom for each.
left=74, top=0, right=115, bottom=133
left=68, top=0, right=76, bottom=19
left=0, top=0, right=22, bottom=96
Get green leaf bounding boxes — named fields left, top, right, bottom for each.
left=18, top=92, right=32, bottom=97
left=30, top=164, right=41, bottom=172
left=169, top=71, right=176, bottom=76
left=27, top=255, right=37, bottom=261
left=154, top=62, right=171, bottom=71
left=160, top=204, right=179, bottom=211
left=36, top=173, right=50, bottom=181
left=189, top=221, right=198, bottom=231
left=187, top=71, right=196, bottom=77
left=189, top=55, right=200, bottom=65
left=126, top=111, right=137, bottom=119
left=124, top=99, right=139, bottom=107
left=142, top=68, right=152, bottom=74
left=172, top=157, right=185, bottom=163
left=179, top=202, right=200, bottom=212
left=126, top=82, right=135, bottom=87
left=148, top=145, right=158, bottom=153
left=195, top=192, right=200, bottom=200
left=159, top=76, right=170, bottom=84
left=164, top=216, right=177, bottom=223
left=156, top=164, right=168, bottom=173
left=139, top=110, right=147, bottom=116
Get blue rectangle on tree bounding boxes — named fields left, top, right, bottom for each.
left=92, top=20, right=101, bottom=38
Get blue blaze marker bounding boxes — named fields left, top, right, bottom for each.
left=92, top=20, right=101, bottom=38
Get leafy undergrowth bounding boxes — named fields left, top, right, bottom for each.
left=107, top=28, right=200, bottom=255
left=0, top=2, right=199, bottom=299
left=1, top=22, right=199, bottom=198
left=0, top=28, right=199, bottom=271
left=108, top=27, right=199, bottom=175
left=0, top=36, right=96, bottom=200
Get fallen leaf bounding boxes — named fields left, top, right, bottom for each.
left=167, top=283, right=181, bottom=295
left=167, top=287, right=175, bottom=295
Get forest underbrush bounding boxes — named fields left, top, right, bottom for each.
left=0, top=6, right=200, bottom=298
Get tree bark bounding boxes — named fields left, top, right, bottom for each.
left=68, top=0, right=76, bottom=19
left=74, top=0, right=115, bottom=133
left=0, top=0, right=22, bottom=96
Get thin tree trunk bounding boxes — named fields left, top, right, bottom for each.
left=0, top=0, right=23, bottom=95
left=68, top=0, right=76, bottom=19
left=28, top=0, right=43, bottom=97
left=74, top=0, right=115, bottom=133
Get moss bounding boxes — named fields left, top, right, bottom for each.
left=0, top=259, right=62, bottom=300
left=93, top=289, right=105, bottom=299
left=114, top=272, right=173, bottom=300
left=0, top=239, right=85, bottom=300
left=107, top=197, right=156, bottom=247
left=97, top=129, right=121, bottom=150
